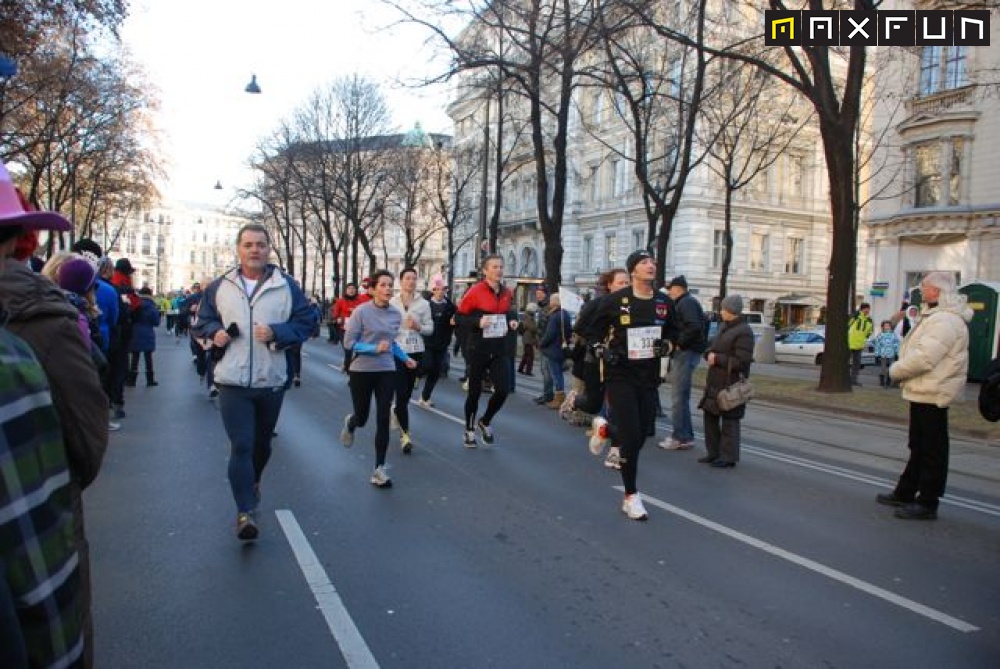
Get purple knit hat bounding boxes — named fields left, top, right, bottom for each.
left=57, top=257, right=97, bottom=295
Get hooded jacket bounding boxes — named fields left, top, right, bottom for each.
left=0, top=258, right=108, bottom=489
left=890, top=297, right=973, bottom=408
left=194, top=265, right=316, bottom=388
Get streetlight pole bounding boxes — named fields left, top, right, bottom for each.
left=478, top=95, right=490, bottom=264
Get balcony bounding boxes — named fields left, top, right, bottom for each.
left=906, top=86, right=974, bottom=116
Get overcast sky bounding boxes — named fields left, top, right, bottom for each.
left=121, top=0, right=453, bottom=204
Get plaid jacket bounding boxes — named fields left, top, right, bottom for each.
left=0, top=328, right=84, bottom=668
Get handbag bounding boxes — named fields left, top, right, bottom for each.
left=716, top=358, right=754, bottom=411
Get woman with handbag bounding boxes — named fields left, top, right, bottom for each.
left=698, top=294, right=754, bottom=468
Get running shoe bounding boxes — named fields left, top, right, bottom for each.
left=659, top=438, right=694, bottom=450
left=293, top=376, right=301, bottom=387
left=209, top=385, right=219, bottom=399
left=603, top=446, right=622, bottom=470
left=476, top=419, right=494, bottom=445
left=370, top=465, right=392, bottom=488
left=463, top=430, right=477, bottom=449
left=340, top=414, right=354, bottom=447
left=415, top=398, right=434, bottom=409
left=400, top=431, right=413, bottom=454
left=558, top=389, right=577, bottom=420
left=461, top=379, right=469, bottom=392
left=236, top=512, right=259, bottom=540
left=108, top=420, right=121, bottom=432
left=589, top=417, right=611, bottom=456
left=621, top=494, right=648, bottom=521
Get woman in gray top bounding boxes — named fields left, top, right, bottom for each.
left=339, top=270, right=417, bottom=488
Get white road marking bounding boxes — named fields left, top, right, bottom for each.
left=276, top=510, right=380, bottom=668
left=616, top=488, right=980, bottom=633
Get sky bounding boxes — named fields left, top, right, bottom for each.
left=121, top=0, right=454, bottom=204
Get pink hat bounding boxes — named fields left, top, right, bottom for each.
left=0, top=162, right=71, bottom=232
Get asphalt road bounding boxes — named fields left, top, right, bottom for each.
left=85, top=333, right=1000, bottom=668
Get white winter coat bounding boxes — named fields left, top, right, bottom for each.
left=889, top=298, right=973, bottom=408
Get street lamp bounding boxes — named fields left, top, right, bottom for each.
left=244, top=74, right=261, bottom=94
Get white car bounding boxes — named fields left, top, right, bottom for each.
left=774, top=328, right=877, bottom=366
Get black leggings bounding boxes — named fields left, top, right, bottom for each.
left=605, top=381, right=657, bottom=494
left=464, top=353, right=510, bottom=429
left=348, top=371, right=395, bottom=466
left=393, top=353, right=422, bottom=432
left=420, top=348, right=448, bottom=402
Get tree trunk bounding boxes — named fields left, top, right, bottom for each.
left=719, top=181, right=734, bottom=300
left=816, top=120, right=856, bottom=393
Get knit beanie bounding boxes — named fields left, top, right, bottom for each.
left=57, top=257, right=98, bottom=295
left=720, top=294, right=744, bottom=316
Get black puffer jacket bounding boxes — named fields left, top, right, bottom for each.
left=699, top=318, right=754, bottom=419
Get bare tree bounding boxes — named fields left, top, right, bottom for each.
left=699, top=62, right=810, bottom=299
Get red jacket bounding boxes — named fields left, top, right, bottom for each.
left=457, top=280, right=514, bottom=357
left=111, top=271, right=140, bottom=311
left=332, top=294, right=369, bottom=328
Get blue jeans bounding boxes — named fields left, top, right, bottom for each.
left=546, top=355, right=565, bottom=392
left=218, top=385, right=286, bottom=513
left=540, top=351, right=554, bottom=399
left=669, top=349, right=700, bottom=442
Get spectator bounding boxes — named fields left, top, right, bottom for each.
left=539, top=294, right=573, bottom=409
left=698, top=295, right=754, bottom=468
left=532, top=284, right=553, bottom=405
left=127, top=286, right=162, bottom=387
left=881, top=272, right=973, bottom=520
left=518, top=302, right=539, bottom=376
left=848, top=302, right=874, bottom=386
left=660, top=275, right=706, bottom=450
left=0, top=326, right=86, bottom=669
left=0, top=161, right=107, bottom=665
left=871, top=320, right=901, bottom=389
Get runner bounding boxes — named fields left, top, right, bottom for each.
left=582, top=249, right=676, bottom=520
left=416, top=276, right=455, bottom=407
left=339, top=270, right=418, bottom=487
left=455, top=255, right=519, bottom=448
left=390, top=267, right=433, bottom=453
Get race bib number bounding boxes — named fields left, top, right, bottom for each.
left=400, top=330, right=425, bottom=354
left=627, top=326, right=660, bottom=359
left=482, top=314, right=508, bottom=339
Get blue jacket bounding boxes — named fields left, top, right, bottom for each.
left=129, top=296, right=161, bottom=352
left=94, top=278, right=118, bottom=353
left=194, top=265, right=316, bottom=388
left=539, top=308, right=572, bottom=359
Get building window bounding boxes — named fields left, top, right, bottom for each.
left=141, top=233, right=151, bottom=255
left=591, top=91, right=604, bottom=125
left=605, top=233, right=617, bottom=269
left=914, top=142, right=941, bottom=207
left=919, top=46, right=967, bottom=96
left=190, top=250, right=196, bottom=264
left=786, top=154, right=803, bottom=199
left=582, top=236, right=593, bottom=272
left=784, top=237, right=804, bottom=274
left=749, top=232, right=769, bottom=272
left=631, top=228, right=644, bottom=253
left=712, top=230, right=727, bottom=269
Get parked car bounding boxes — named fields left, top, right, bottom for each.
left=774, top=327, right=877, bottom=366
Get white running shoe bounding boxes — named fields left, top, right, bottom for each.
left=400, top=431, right=413, bottom=453
left=415, top=398, right=434, bottom=409
left=558, top=389, right=577, bottom=420
left=461, top=379, right=469, bottom=392
left=340, top=415, right=354, bottom=447
left=463, top=430, right=477, bottom=448
left=659, top=437, right=694, bottom=450
left=589, top=417, right=611, bottom=456
left=622, top=493, right=649, bottom=521
left=370, top=465, right=392, bottom=488
left=108, top=420, right=121, bottom=432
left=603, top=447, right=622, bottom=470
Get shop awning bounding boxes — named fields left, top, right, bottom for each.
left=776, top=294, right=823, bottom=307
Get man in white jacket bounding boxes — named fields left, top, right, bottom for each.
left=879, top=272, right=973, bottom=520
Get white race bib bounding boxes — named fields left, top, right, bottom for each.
left=482, top=314, right=508, bottom=339
left=627, top=326, right=660, bottom=359
left=400, top=330, right=425, bottom=354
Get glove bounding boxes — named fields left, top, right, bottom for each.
left=653, top=339, right=674, bottom=357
